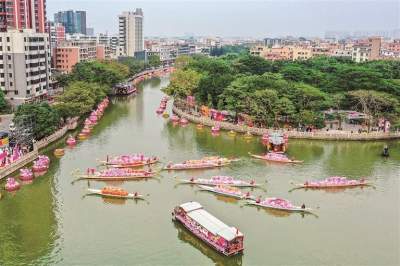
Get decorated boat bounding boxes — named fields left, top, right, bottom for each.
left=32, top=155, right=50, bottom=172
left=66, top=136, right=77, bottom=146
left=99, top=154, right=159, bottom=168
left=19, top=168, right=34, bottom=181
left=170, top=115, right=180, bottom=123
left=87, top=187, right=144, bottom=199
left=74, top=168, right=157, bottom=181
left=172, top=202, right=244, bottom=256
left=243, top=132, right=253, bottom=139
left=211, top=125, right=220, bottom=133
left=5, top=177, right=20, bottom=192
left=228, top=130, right=237, bottom=136
left=249, top=152, right=303, bottom=163
left=54, top=149, right=65, bottom=157
left=178, top=176, right=259, bottom=187
left=246, top=197, right=312, bottom=213
left=198, top=185, right=255, bottom=200
left=262, top=132, right=288, bottom=152
left=293, top=176, right=371, bottom=189
left=180, top=118, right=189, bottom=125
left=78, top=133, right=88, bottom=140
left=165, top=157, right=235, bottom=170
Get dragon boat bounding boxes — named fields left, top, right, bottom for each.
left=178, top=176, right=259, bottom=187
left=99, top=154, right=159, bottom=168
left=164, top=157, right=237, bottom=170
left=74, top=168, right=158, bottom=181
left=249, top=152, right=303, bottom=163
left=198, top=185, right=255, bottom=200
left=292, top=176, right=371, bottom=189
left=246, top=197, right=313, bottom=213
left=87, top=187, right=144, bottom=199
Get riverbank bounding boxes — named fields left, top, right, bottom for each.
left=172, top=105, right=400, bottom=141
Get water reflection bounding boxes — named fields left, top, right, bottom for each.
left=0, top=154, right=60, bottom=265
left=173, top=222, right=243, bottom=266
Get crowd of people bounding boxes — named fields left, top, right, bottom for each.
left=0, top=144, right=30, bottom=168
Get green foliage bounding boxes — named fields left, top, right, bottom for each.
left=163, top=69, right=201, bottom=98
left=119, top=57, right=146, bottom=76
left=171, top=54, right=400, bottom=128
left=14, top=103, right=60, bottom=140
left=55, top=81, right=107, bottom=118
left=0, top=90, right=10, bottom=114
left=148, top=55, right=161, bottom=68
left=210, top=45, right=249, bottom=57
left=69, top=60, right=129, bottom=88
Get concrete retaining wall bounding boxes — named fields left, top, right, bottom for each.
left=173, top=106, right=400, bottom=141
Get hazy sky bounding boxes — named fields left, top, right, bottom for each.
left=47, top=0, right=399, bottom=37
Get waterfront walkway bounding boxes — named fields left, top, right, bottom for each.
left=172, top=105, right=400, bottom=141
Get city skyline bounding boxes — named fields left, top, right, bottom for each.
left=47, top=0, right=399, bottom=38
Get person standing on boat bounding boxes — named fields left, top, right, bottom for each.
left=301, top=204, right=306, bottom=209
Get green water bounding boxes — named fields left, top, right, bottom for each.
left=0, top=77, right=399, bottom=266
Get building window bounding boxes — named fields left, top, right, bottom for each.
left=6, top=37, right=10, bottom=42
left=14, top=90, right=18, bottom=95
left=9, top=81, right=12, bottom=86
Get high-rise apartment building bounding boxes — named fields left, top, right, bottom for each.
left=54, top=10, right=86, bottom=34
left=47, top=22, right=65, bottom=48
left=0, top=0, right=47, bottom=33
left=0, top=29, right=51, bottom=106
left=118, top=9, right=143, bottom=57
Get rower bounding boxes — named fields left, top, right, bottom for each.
left=256, top=197, right=261, bottom=203
left=382, top=145, right=389, bottom=157
left=301, top=204, right=306, bottom=209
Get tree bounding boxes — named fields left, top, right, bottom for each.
left=148, top=55, right=161, bottom=68
left=119, top=57, right=146, bottom=76
left=0, top=90, right=9, bottom=114
left=70, top=60, right=129, bottom=88
left=163, top=69, right=201, bottom=98
left=55, top=81, right=107, bottom=118
left=14, top=103, right=60, bottom=140
left=348, top=90, right=400, bottom=131
left=233, top=55, right=273, bottom=75
left=174, top=55, right=193, bottom=69
left=249, top=89, right=279, bottom=127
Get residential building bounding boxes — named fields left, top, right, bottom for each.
left=47, top=22, right=65, bottom=49
left=330, top=49, right=352, bottom=58
left=54, top=10, right=87, bottom=34
left=53, top=40, right=111, bottom=73
left=0, top=29, right=51, bottom=106
left=118, top=9, right=144, bottom=57
left=368, top=37, right=381, bottom=60
left=352, top=45, right=371, bottom=62
left=0, top=0, right=47, bottom=33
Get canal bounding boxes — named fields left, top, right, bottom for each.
left=0, top=77, right=399, bottom=265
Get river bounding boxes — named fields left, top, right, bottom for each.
left=0, top=77, right=399, bottom=266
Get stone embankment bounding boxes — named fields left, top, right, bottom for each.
left=172, top=105, right=400, bottom=141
